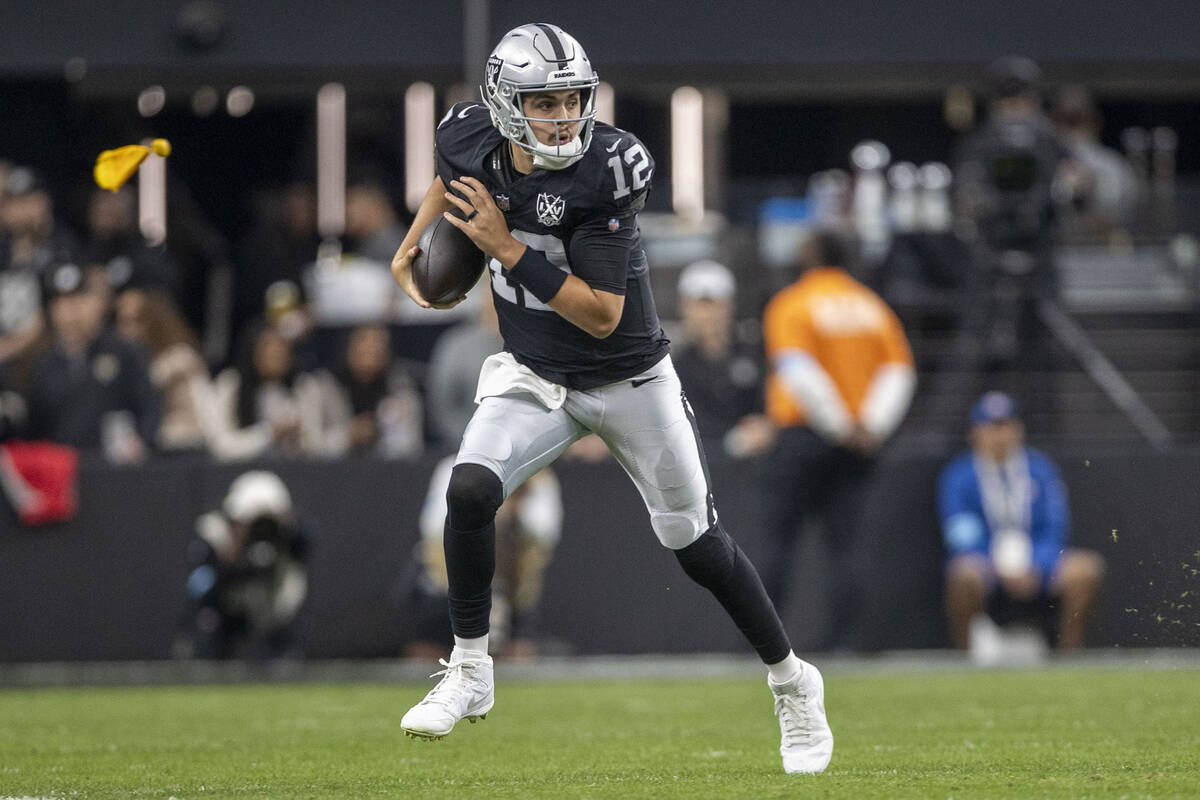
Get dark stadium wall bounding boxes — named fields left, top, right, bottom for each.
left=1, top=448, right=1197, bottom=662
left=2, top=1, right=1198, bottom=85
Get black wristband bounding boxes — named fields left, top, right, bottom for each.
left=506, top=247, right=569, bottom=304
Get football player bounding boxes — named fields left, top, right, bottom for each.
left=390, top=23, right=832, bottom=774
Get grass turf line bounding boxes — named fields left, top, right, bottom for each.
left=0, top=666, right=1198, bottom=799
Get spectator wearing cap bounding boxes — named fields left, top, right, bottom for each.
left=0, top=167, right=82, bottom=382
left=758, top=231, right=916, bottom=651
left=176, top=470, right=310, bottom=660
left=23, top=261, right=160, bottom=463
left=672, top=259, right=774, bottom=460
left=939, top=391, right=1105, bottom=651
left=0, top=166, right=82, bottom=274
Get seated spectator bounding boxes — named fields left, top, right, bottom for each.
left=939, top=391, right=1105, bottom=651
left=0, top=166, right=82, bottom=273
left=175, top=470, right=309, bottom=660
left=335, top=323, right=423, bottom=458
left=85, top=185, right=180, bottom=299
left=671, top=260, right=774, bottom=459
left=233, top=181, right=320, bottom=345
left=197, top=322, right=349, bottom=461
left=113, top=285, right=209, bottom=452
left=0, top=167, right=81, bottom=387
left=344, top=179, right=407, bottom=265
left=24, top=261, right=159, bottom=463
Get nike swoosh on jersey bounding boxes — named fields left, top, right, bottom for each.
left=605, top=140, right=621, bottom=153
left=458, top=104, right=481, bottom=119
left=631, top=377, right=656, bottom=388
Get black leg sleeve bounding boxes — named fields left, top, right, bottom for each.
left=443, top=463, right=504, bottom=639
left=674, top=524, right=793, bottom=665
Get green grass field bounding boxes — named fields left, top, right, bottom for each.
left=1, top=664, right=1198, bottom=799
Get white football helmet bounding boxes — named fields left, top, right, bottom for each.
left=481, top=23, right=599, bottom=170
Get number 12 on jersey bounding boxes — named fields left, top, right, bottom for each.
left=608, top=143, right=651, bottom=200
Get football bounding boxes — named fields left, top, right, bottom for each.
left=411, top=215, right=487, bottom=305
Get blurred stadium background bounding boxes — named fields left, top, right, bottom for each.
left=1, top=0, right=1199, bottom=666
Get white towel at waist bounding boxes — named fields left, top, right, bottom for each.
left=474, top=351, right=567, bottom=411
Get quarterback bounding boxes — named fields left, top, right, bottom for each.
left=390, top=22, right=832, bottom=774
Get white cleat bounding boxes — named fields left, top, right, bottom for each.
left=401, top=648, right=494, bottom=740
left=770, top=660, right=834, bottom=774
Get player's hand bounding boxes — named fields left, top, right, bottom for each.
left=443, top=177, right=525, bottom=267
left=390, top=244, right=432, bottom=309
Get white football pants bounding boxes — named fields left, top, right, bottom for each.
left=455, top=353, right=715, bottom=550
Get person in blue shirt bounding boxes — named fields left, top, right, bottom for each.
left=939, top=391, right=1104, bottom=649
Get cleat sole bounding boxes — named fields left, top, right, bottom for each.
left=402, top=729, right=446, bottom=741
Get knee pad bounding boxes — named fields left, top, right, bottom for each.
left=445, top=463, right=504, bottom=531
left=651, top=511, right=706, bottom=550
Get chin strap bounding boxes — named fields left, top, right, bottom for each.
left=530, top=149, right=584, bottom=170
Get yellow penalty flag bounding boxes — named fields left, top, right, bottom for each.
left=93, top=138, right=171, bottom=191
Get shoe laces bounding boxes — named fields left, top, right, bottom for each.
left=421, top=657, right=483, bottom=709
left=775, top=686, right=812, bottom=747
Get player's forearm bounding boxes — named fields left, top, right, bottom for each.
left=859, top=363, right=916, bottom=440
left=774, top=351, right=853, bottom=441
left=500, top=246, right=622, bottom=337
left=548, top=278, right=623, bottom=338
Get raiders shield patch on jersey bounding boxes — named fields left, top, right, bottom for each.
left=537, top=192, right=565, bottom=226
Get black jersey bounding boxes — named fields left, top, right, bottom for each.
left=435, top=102, right=669, bottom=390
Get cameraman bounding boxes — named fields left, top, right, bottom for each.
left=952, top=56, right=1080, bottom=370
left=176, top=470, right=309, bottom=660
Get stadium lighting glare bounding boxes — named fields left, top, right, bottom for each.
left=671, top=86, right=704, bottom=222
left=595, top=81, right=614, bottom=126
left=316, top=82, right=346, bottom=239
left=191, top=86, right=219, bottom=116
left=405, top=82, right=436, bottom=214
left=138, top=139, right=168, bottom=246
left=138, top=86, right=166, bottom=118
left=226, top=86, right=255, bottom=117
left=63, top=57, right=87, bottom=83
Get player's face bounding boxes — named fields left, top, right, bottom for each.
left=521, top=90, right=582, bottom=147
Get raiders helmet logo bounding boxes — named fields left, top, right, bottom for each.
left=485, top=56, right=503, bottom=90
left=536, top=192, right=566, bottom=226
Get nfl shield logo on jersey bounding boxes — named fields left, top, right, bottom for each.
left=537, top=193, right=566, bottom=227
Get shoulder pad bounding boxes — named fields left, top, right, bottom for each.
left=435, top=102, right=501, bottom=180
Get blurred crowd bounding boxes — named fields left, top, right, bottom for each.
left=0, top=165, right=466, bottom=464
left=2, top=55, right=1153, bottom=659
